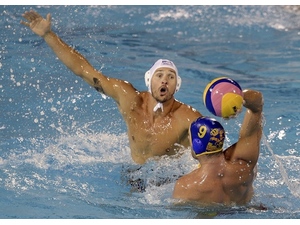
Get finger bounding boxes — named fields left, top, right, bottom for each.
left=46, top=13, right=51, bottom=22
left=23, top=10, right=37, bottom=21
left=20, top=20, right=30, bottom=27
left=22, top=10, right=42, bottom=23
left=22, top=12, right=32, bottom=21
left=30, top=10, right=42, bottom=20
left=28, top=12, right=38, bottom=21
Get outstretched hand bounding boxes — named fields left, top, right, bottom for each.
left=20, top=10, right=51, bottom=37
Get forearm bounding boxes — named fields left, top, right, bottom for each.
left=43, top=31, right=95, bottom=82
left=21, top=10, right=101, bottom=87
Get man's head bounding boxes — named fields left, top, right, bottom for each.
left=145, top=59, right=181, bottom=94
left=189, top=116, right=225, bottom=157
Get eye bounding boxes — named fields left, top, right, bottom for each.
left=169, top=74, right=175, bottom=79
left=155, top=72, right=163, bottom=78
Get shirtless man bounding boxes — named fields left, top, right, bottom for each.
left=172, top=89, right=263, bottom=206
left=20, top=10, right=202, bottom=165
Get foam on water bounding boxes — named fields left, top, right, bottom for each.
left=1, top=5, right=300, bottom=219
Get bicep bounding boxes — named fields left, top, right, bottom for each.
left=90, top=73, right=138, bottom=106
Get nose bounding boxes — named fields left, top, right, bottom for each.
left=161, top=76, right=168, bottom=84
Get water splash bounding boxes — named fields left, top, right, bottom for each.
left=262, top=132, right=300, bottom=198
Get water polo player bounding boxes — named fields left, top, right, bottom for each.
left=173, top=89, right=264, bottom=206
left=21, top=10, right=202, bottom=165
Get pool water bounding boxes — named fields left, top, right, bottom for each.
left=1, top=5, right=300, bottom=219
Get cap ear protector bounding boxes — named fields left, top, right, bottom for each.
left=192, top=138, right=204, bottom=154
left=144, top=70, right=151, bottom=90
left=190, top=117, right=225, bottom=156
left=144, top=59, right=181, bottom=93
left=176, top=76, right=182, bottom=92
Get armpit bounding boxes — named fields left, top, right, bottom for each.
left=93, top=77, right=105, bottom=94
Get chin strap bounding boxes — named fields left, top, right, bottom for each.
left=153, top=102, right=163, bottom=112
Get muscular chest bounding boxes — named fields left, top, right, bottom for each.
left=144, top=115, right=173, bottom=132
left=127, top=111, right=182, bottom=143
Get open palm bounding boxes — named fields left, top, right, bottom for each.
left=21, top=10, right=51, bottom=37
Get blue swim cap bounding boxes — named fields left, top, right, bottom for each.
left=190, top=117, right=225, bottom=156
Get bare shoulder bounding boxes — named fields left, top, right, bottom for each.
left=174, top=100, right=202, bottom=118
left=173, top=168, right=200, bottom=199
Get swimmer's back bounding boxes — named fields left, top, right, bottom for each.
left=173, top=151, right=255, bottom=206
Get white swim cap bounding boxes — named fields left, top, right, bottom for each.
left=144, top=59, right=181, bottom=94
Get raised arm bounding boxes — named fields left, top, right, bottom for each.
left=20, top=10, right=137, bottom=105
left=226, top=89, right=264, bottom=165
left=21, top=11, right=98, bottom=85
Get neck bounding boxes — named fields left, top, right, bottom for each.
left=197, top=151, right=223, bottom=164
left=149, top=94, right=175, bottom=115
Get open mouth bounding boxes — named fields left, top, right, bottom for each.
left=160, top=87, right=167, bottom=95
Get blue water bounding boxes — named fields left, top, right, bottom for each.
left=1, top=5, right=300, bottom=219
